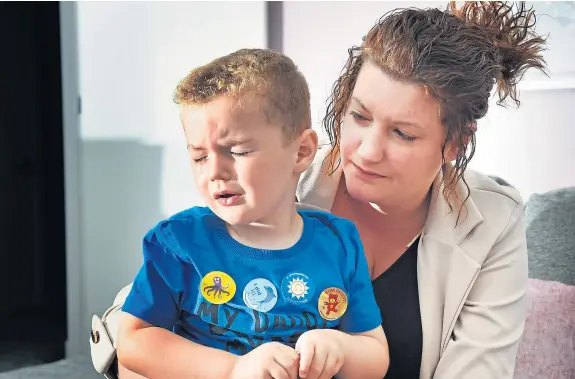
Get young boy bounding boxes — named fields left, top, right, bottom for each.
left=116, top=48, right=389, bottom=379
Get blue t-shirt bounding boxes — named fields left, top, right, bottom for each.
left=123, top=206, right=381, bottom=355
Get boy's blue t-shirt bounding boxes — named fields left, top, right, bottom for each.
left=122, top=206, right=381, bottom=355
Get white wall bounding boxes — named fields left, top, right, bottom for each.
left=283, top=1, right=575, bottom=201
left=65, top=1, right=267, bottom=356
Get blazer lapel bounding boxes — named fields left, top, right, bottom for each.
left=418, top=164, right=484, bottom=379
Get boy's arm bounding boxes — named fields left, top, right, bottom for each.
left=337, top=326, right=389, bottom=379
left=117, top=313, right=238, bottom=379
left=118, top=227, right=239, bottom=379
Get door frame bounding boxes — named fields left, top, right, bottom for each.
left=59, top=1, right=82, bottom=357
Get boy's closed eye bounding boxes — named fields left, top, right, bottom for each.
left=190, top=150, right=253, bottom=164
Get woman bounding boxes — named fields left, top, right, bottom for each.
left=90, top=2, right=547, bottom=378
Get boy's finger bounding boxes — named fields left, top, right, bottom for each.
left=297, top=343, right=315, bottom=378
left=319, top=352, right=342, bottom=379
left=306, top=346, right=327, bottom=379
left=277, top=343, right=300, bottom=359
left=268, top=360, right=291, bottom=379
left=272, top=349, right=299, bottom=379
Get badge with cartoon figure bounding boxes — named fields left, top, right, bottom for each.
left=200, top=271, right=236, bottom=304
left=243, top=278, right=278, bottom=313
left=281, top=272, right=314, bottom=304
left=318, top=287, right=348, bottom=321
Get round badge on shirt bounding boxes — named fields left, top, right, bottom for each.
left=200, top=271, right=236, bottom=304
left=243, top=278, right=278, bottom=313
left=281, top=272, right=314, bottom=304
left=317, top=287, right=348, bottom=321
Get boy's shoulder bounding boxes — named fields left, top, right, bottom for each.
left=299, top=208, right=360, bottom=240
left=300, top=210, right=364, bottom=278
left=164, top=205, right=214, bottom=224
left=144, top=206, right=216, bottom=248
left=299, top=207, right=348, bottom=222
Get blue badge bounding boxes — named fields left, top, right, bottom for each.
left=243, top=278, right=278, bottom=313
left=281, top=272, right=314, bottom=304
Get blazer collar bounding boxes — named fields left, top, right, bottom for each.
left=424, top=163, right=484, bottom=246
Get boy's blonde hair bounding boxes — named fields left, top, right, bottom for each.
left=173, top=48, right=311, bottom=140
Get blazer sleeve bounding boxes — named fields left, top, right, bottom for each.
left=433, top=202, right=528, bottom=378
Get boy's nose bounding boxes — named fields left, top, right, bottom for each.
left=208, top=156, right=232, bottom=181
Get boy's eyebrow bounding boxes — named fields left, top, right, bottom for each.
left=186, top=143, right=201, bottom=150
left=186, top=137, right=254, bottom=150
left=220, top=136, right=254, bottom=146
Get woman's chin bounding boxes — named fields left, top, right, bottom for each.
left=345, top=180, right=387, bottom=205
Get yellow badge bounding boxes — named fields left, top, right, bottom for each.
left=200, top=271, right=236, bottom=304
left=318, top=287, right=348, bottom=321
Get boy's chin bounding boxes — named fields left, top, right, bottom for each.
left=210, top=206, right=256, bottom=226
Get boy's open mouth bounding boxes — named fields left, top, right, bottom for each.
left=213, top=191, right=244, bottom=206
left=214, top=191, right=239, bottom=199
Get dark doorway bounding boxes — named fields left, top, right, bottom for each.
left=0, top=0, right=67, bottom=370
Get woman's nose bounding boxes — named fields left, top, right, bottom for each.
left=356, top=129, right=386, bottom=163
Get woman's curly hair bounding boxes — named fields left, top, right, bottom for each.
left=323, top=1, right=547, bottom=219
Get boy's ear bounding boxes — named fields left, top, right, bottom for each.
left=294, top=129, right=318, bottom=174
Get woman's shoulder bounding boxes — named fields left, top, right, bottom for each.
left=464, top=168, right=524, bottom=212
left=452, top=168, right=526, bottom=264
left=426, top=165, right=525, bottom=261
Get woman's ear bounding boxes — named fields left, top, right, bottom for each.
left=294, top=129, right=318, bottom=174
left=443, top=139, right=460, bottom=163
left=444, top=123, right=475, bottom=162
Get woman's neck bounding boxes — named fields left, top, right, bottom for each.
left=333, top=177, right=430, bottom=236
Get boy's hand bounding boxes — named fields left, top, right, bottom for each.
left=230, top=341, right=299, bottom=379
left=295, top=329, right=345, bottom=379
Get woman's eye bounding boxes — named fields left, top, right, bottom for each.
left=395, top=129, right=416, bottom=141
left=350, top=111, right=369, bottom=122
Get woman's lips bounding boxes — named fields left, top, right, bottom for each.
left=351, top=162, right=386, bottom=179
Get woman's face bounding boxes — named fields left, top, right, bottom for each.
left=339, top=61, right=458, bottom=211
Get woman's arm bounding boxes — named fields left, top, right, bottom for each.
left=117, top=313, right=238, bottom=379
left=433, top=203, right=528, bottom=378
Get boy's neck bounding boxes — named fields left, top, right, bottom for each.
left=226, top=200, right=302, bottom=250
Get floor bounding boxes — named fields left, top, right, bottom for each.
left=0, top=354, right=101, bottom=379
left=0, top=349, right=44, bottom=373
